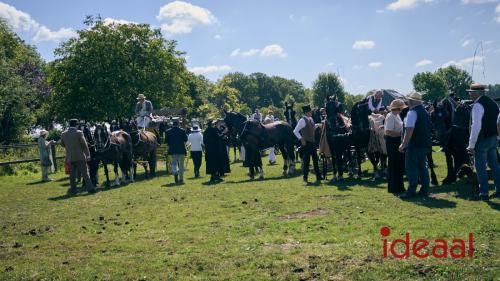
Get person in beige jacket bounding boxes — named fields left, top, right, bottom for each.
left=60, top=119, right=96, bottom=194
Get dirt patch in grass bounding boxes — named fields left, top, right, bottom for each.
left=278, top=208, right=329, bottom=220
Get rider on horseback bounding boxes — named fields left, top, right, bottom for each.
left=135, top=94, right=153, bottom=129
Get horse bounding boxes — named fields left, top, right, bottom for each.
left=349, top=100, right=372, bottom=179
left=284, top=102, right=300, bottom=161
left=322, top=99, right=352, bottom=181
left=93, top=124, right=134, bottom=187
left=125, top=121, right=158, bottom=178
left=78, top=122, right=99, bottom=186
left=431, top=97, right=471, bottom=184
left=223, top=110, right=296, bottom=179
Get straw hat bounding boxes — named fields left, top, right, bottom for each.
left=39, top=130, right=49, bottom=137
left=136, top=94, right=146, bottom=100
left=466, top=83, right=488, bottom=92
left=407, top=91, right=423, bottom=102
left=387, top=99, right=407, bottom=111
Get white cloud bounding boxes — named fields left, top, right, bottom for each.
left=461, top=0, right=498, bottom=4
left=462, top=39, right=473, bottom=47
left=496, top=3, right=500, bottom=23
left=242, top=48, right=260, bottom=57
left=103, top=17, right=137, bottom=26
left=157, top=1, right=217, bottom=34
left=386, top=0, right=436, bottom=11
left=230, top=48, right=240, bottom=57
left=189, top=65, right=231, bottom=75
left=368, top=62, right=383, bottom=68
left=230, top=44, right=287, bottom=58
left=0, top=2, right=76, bottom=42
left=442, top=56, right=483, bottom=69
left=352, top=40, right=375, bottom=50
left=214, top=34, right=221, bottom=39
left=416, top=59, right=433, bottom=67
left=260, top=44, right=287, bottom=57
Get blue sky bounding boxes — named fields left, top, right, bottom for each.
left=1, top=0, right=500, bottom=95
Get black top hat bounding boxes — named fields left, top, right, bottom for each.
left=302, top=105, right=312, bottom=113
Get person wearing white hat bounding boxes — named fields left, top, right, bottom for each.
left=187, top=125, right=203, bottom=177
left=399, top=91, right=432, bottom=199
left=384, top=99, right=407, bottom=194
left=38, top=130, right=56, bottom=182
left=466, top=83, right=500, bottom=201
left=135, top=94, right=153, bottom=129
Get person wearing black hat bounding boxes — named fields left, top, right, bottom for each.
left=165, top=117, right=188, bottom=184
left=466, top=83, right=500, bottom=201
left=293, top=105, right=321, bottom=185
left=187, top=125, right=203, bottom=177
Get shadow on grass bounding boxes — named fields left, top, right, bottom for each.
left=399, top=196, right=457, bottom=208
left=48, top=182, right=131, bottom=201
left=486, top=200, right=500, bottom=211
left=428, top=179, right=478, bottom=201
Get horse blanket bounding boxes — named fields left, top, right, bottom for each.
left=368, top=113, right=386, bottom=155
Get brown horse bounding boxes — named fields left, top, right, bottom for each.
left=94, top=124, right=134, bottom=186
left=127, top=122, right=158, bottom=178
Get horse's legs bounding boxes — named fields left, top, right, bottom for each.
left=259, top=165, right=264, bottom=180
left=249, top=167, right=255, bottom=179
left=279, top=144, right=288, bottom=177
left=427, top=152, right=438, bottom=186
left=442, top=150, right=455, bottom=184
left=149, top=151, right=157, bottom=177
left=368, top=152, right=379, bottom=179
left=114, top=162, right=120, bottom=186
left=103, top=163, right=110, bottom=187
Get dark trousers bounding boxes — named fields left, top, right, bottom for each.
left=302, top=142, right=321, bottom=181
left=191, top=151, right=202, bottom=175
left=385, top=136, right=405, bottom=193
left=70, top=160, right=94, bottom=191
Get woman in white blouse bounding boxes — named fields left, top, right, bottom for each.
left=384, top=99, right=406, bottom=193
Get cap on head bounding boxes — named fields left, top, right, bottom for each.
left=137, top=94, right=146, bottom=100
left=302, top=105, right=312, bottom=113
left=69, top=119, right=78, bottom=127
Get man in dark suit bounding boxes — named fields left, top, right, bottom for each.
left=61, top=119, right=96, bottom=194
left=165, top=117, right=188, bottom=184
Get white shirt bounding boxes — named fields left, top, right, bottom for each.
left=293, top=116, right=313, bottom=140
left=468, top=97, right=484, bottom=149
left=405, top=110, right=417, bottom=128
left=187, top=132, right=203, bottom=151
left=368, top=96, right=384, bottom=112
left=384, top=112, right=403, bottom=134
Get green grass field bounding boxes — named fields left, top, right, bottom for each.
left=0, top=151, right=499, bottom=281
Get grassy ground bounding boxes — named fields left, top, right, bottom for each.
left=0, top=150, right=499, bottom=281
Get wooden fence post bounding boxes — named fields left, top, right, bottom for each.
left=51, top=144, right=58, bottom=171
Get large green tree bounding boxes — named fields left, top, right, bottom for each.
left=412, top=72, right=447, bottom=102
left=47, top=16, right=190, bottom=121
left=311, top=73, right=346, bottom=107
left=0, top=20, right=48, bottom=143
left=436, top=65, right=472, bottom=100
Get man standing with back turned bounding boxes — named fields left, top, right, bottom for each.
left=61, top=119, right=96, bottom=195
left=466, top=83, right=500, bottom=201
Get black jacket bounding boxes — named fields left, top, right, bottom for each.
left=165, top=127, right=187, bottom=155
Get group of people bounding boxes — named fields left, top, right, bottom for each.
left=38, top=84, right=500, bottom=201
left=293, top=85, right=500, bottom=201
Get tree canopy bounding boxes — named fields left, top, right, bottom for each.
left=47, top=16, right=190, bottom=121
left=311, top=73, right=346, bottom=107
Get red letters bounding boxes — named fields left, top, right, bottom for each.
left=380, top=227, right=474, bottom=259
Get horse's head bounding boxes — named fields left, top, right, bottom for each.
left=223, top=111, right=246, bottom=135
left=430, top=101, right=449, bottom=143
left=79, top=123, right=94, bottom=145
left=350, top=101, right=370, bottom=131
left=94, top=123, right=110, bottom=151
left=453, top=102, right=472, bottom=129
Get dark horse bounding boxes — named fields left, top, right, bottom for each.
left=78, top=123, right=99, bottom=186
left=124, top=121, right=158, bottom=178
left=324, top=99, right=352, bottom=181
left=93, top=124, right=134, bottom=187
left=349, top=100, right=372, bottom=179
left=431, top=98, right=471, bottom=184
left=223, top=111, right=296, bottom=178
